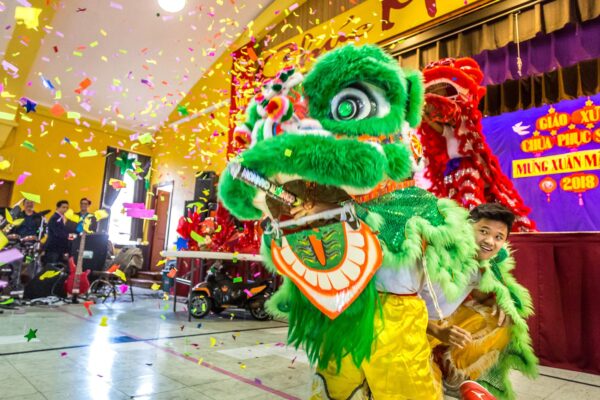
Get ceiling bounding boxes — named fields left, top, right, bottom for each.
left=2, top=0, right=272, bottom=132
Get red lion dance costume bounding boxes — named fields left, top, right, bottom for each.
left=419, top=58, right=536, bottom=231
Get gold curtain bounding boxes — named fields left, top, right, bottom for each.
left=481, top=59, right=600, bottom=116
left=397, top=0, right=599, bottom=70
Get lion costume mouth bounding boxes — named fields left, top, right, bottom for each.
left=268, top=212, right=382, bottom=319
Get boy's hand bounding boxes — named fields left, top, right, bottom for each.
left=290, top=202, right=338, bottom=220
left=439, top=325, right=473, bottom=349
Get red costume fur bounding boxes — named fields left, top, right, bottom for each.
left=419, top=58, right=536, bottom=231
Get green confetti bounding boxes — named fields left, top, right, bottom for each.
left=284, top=149, right=292, bottom=157
left=21, top=140, right=36, bottom=152
left=160, top=315, right=166, bottom=320
left=233, top=277, right=243, bottom=283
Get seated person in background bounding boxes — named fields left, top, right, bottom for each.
left=44, top=200, right=71, bottom=265
left=75, top=197, right=97, bottom=233
left=10, top=199, right=44, bottom=238
left=422, top=203, right=537, bottom=400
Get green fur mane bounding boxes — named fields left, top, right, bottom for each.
left=478, top=247, right=539, bottom=400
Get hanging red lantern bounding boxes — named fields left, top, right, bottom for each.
left=539, top=177, right=557, bottom=203
left=559, top=173, right=599, bottom=206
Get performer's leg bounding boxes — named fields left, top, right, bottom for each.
left=363, top=295, right=442, bottom=400
left=440, top=302, right=511, bottom=390
left=310, top=355, right=369, bottom=400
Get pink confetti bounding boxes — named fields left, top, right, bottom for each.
left=60, top=352, right=68, bottom=357
left=16, top=172, right=31, bottom=185
left=110, top=1, right=123, bottom=10
left=119, top=284, right=128, bottom=294
left=253, top=272, right=261, bottom=278
left=243, top=289, right=253, bottom=298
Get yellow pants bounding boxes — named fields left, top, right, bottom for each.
left=429, top=301, right=511, bottom=390
left=311, top=295, right=442, bottom=400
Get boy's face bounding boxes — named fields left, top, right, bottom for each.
left=57, top=203, right=69, bottom=214
left=473, top=218, right=508, bottom=261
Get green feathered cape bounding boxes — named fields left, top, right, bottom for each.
left=477, top=246, right=539, bottom=399
left=265, top=187, right=480, bottom=371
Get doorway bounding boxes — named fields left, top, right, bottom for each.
left=148, top=181, right=174, bottom=271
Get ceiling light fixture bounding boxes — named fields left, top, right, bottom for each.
left=158, top=0, right=186, bottom=13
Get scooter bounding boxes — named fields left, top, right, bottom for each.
left=189, top=262, right=273, bottom=320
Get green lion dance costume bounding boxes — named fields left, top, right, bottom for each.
left=218, top=44, right=534, bottom=399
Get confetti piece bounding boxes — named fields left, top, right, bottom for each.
left=284, top=149, right=293, bottom=157
left=21, top=141, right=36, bottom=152
left=60, top=352, right=68, bottom=357
left=83, top=300, right=94, bottom=316
left=138, top=132, right=153, bottom=144
left=24, top=328, right=37, bottom=342
left=14, top=6, right=41, bottom=30
left=151, top=283, right=161, bottom=291
left=197, top=357, right=204, bottom=365
left=254, top=378, right=262, bottom=385
left=244, top=289, right=253, bottom=298
left=118, top=284, right=129, bottom=294
left=166, top=268, right=177, bottom=279
left=20, top=191, right=40, bottom=203
left=109, top=178, right=126, bottom=189
left=197, top=323, right=202, bottom=329
left=50, top=103, right=65, bottom=117
left=210, top=337, right=217, bottom=347
left=67, top=111, right=81, bottom=120
left=233, top=277, right=243, bottom=283
left=0, top=234, right=10, bottom=251
left=0, top=297, right=14, bottom=305
left=16, top=171, right=32, bottom=185
left=240, top=363, right=246, bottom=369
left=113, top=269, right=127, bottom=281
left=99, top=316, right=108, bottom=327
left=75, top=78, right=92, bottom=94
left=39, top=270, right=61, bottom=280
left=0, top=112, right=15, bottom=121
left=190, top=230, right=205, bottom=245
left=78, top=149, right=98, bottom=158
left=160, top=315, right=166, bottom=320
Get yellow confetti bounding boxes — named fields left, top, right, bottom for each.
left=0, top=232, right=8, bottom=251
left=113, top=269, right=127, bottom=282
left=151, top=283, right=161, bottom=291
left=197, top=357, right=204, bottom=365
left=20, top=191, right=40, bottom=203
left=99, top=316, right=108, bottom=327
left=284, top=149, right=292, bottom=157
left=210, top=337, right=216, bottom=347
left=79, top=149, right=98, bottom=158
left=14, top=6, right=41, bottom=29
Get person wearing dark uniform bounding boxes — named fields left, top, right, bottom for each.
left=44, top=200, right=71, bottom=265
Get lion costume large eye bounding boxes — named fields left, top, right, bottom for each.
left=330, top=82, right=390, bottom=121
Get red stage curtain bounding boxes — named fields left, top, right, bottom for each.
left=510, top=233, right=600, bottom=375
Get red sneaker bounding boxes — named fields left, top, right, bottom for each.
left=459, top=380, right=497, bottom=400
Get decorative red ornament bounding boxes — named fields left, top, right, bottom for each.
left=559, top=173, right=599, bottom=206
left=539, top=177, right=557, bottom=203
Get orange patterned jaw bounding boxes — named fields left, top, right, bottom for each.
left=271, top=221, right=383, bottom=319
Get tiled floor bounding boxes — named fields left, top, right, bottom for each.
left=1, top=292, right=599, bottom=400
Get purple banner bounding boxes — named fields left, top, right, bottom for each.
left=483, top=94, right=600, bottom=232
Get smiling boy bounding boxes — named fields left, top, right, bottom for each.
left=422, top=203, right=537, bottom=400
